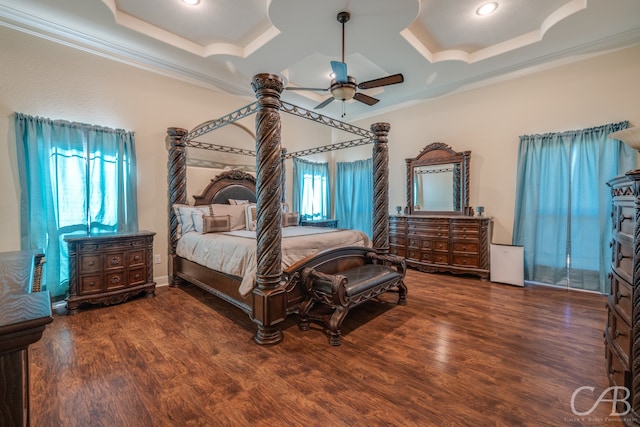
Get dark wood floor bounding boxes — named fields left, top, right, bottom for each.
left=30, top=270, right=623, bottom=426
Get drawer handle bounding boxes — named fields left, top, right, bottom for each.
left=615, top=329, right=624, bottom=338
left=621, top=214, right=632, bottom=222
left=618, top=252, right=630, bottom=261
left=111, top=256, right=121, bottom=265
left=610, top=366, right=618, bottom=375
left=134, top=255, right=140, bottom=261
left=89, top=281, right=95, bottom=287
left=617, top=291, right=625, bottom=299
left=134, top=273, right=141, bottom=280
left=111, top=276, right=121, bottom=284
left=88, top=261, right=95, bottom=267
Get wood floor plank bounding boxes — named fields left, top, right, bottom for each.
left=29, top=270, right=623, bottom=426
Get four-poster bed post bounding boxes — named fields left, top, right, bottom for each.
left=371, top=123, right=390, bottom=255
left=167, top=127, right=188, bottom=283
left=165, top=72, right=394, bottom=345
left=251, top=73, right=287, bottom=345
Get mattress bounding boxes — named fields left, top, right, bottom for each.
left=176, top=227, right=372, bottom=296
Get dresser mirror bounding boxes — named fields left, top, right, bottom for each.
left=406, top=142, right=470, bottom=215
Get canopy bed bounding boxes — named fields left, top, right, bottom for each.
left=166, top=73, right=394, bottom=345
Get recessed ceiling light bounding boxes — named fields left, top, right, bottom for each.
left=476, top=2, right=498, bottom=16
left=182, top=0, right=200, bottom=5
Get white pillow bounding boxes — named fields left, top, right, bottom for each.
left=229, top=199, right=250, bottom=205
left=175, top=205, right=210, bottom=234
left=245, top=204, right=257, bottom=231
left=210, top=204, right=247, bottom=231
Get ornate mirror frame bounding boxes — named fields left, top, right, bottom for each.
left=406, top=142, right=471, bottom=215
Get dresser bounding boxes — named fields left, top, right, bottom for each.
left=65, top=231, right=156, bottom=314
left=0, top=250, right=52, bottom=427
left=606, top=171, right=640, bottom=421
left=389, top=215, right=491, bottom=279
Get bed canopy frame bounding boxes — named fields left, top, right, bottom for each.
left=166, top=73, right=391, bottom=345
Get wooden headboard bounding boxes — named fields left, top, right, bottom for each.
left=193, top=170, right=257, bottom=206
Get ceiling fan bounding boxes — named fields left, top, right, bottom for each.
left=285, top=11, right=404, bottom=112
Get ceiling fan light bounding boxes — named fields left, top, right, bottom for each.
left=181, top=0, right=200, bottom=5
left=332, top=86, right=356, bottom=101
left=476, top=2, right=498, bottom=16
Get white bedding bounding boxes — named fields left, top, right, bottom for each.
left=176, top=227, right=372, bottom=296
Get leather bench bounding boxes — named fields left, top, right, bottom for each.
left=298, top=250, right=407, bottom=346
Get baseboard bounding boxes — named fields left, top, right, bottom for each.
left=154, top=275, right=170, bottom=287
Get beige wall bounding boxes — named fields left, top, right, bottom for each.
left=1, top=23, right=639, bottom=283
left=353, top=45, right=640, bottom=243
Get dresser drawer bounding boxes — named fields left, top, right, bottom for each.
left=79, top=255, right=101, bottom=274
left=451, top=221, right=480, bottom=232
left=452, top=240, right=479, bottom=254
left=608, top=308, right=631, bottom=363
left=606, top=345, right=629, bottom=390
left=390, top=235, right=406, bottom=246
left=452, top=254, right=480, bottom=268
left=427, top=252, right=449, bottom=264
left=431, top=239, right=448, bottom=251
left=610, top=272, right=632, bottom=325
left=612, top=238, right=633, bottom=281
left=615, top=203, right=635, bottom=239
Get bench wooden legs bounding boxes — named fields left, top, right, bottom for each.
left=298, top=280, right=407, bottom=346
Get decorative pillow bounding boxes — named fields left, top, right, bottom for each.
left=175, top=205, right=210, bottom=234
left=245, top=204, right=257, bottom=231
left=209, top=204, right=246, bottom=231
left=203, top=215, right=231, bottom=233
left=229, top=199, right=250, bottom=205
left=282, top=212, right=299, bottom=227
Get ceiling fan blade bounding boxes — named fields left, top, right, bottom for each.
left=353, top=92, right=379, bottom=106
left=314, top=97, right=335, bottom=109
left=330, top=61, right=348, bottom=83
left=285, top=87, right=329, bottom=91
left=357, top=73, right=404, bottom=90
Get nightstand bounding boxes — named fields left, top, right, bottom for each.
left=65, top=231, right=156, bottom=314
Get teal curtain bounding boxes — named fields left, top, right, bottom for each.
left=336, top=158, right=373, bottom=237
left=512, top=121, right=634, bottom=293
left=292, top=158, right=330, bottom=220
left=15, top=113, right=138, bottom=299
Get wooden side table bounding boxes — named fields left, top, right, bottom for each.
left=65, top=231, right=156, bottom=314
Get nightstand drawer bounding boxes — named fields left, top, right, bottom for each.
left=80, top=275, right=102, bottom=294
left=129, top=268, right=146, bottom=286
left=106, top=272, right=126, bottom=290
left=79, top=255, right=101, bottom=274
left=129, top=250, right=145, bottom=266
left=105, top=252, right=125, bottom=270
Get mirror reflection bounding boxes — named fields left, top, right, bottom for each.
left=413, top=164, right=457, bottom=211
left=406, top=142, right=470, bottom=215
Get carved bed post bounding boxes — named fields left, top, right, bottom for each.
left=250, top=73, right=286, bottom=345
left=371, top=122, right=391, bottom=255
left=166, top=127, right=188, bottom=285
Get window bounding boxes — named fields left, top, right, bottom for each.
left=292, top=158, right=329, bottom=220
left=335, top=158, right=373, bottom=237
left=15, top=113, right=138, bottom=298
left=512, top=121, right=634, bottom=293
